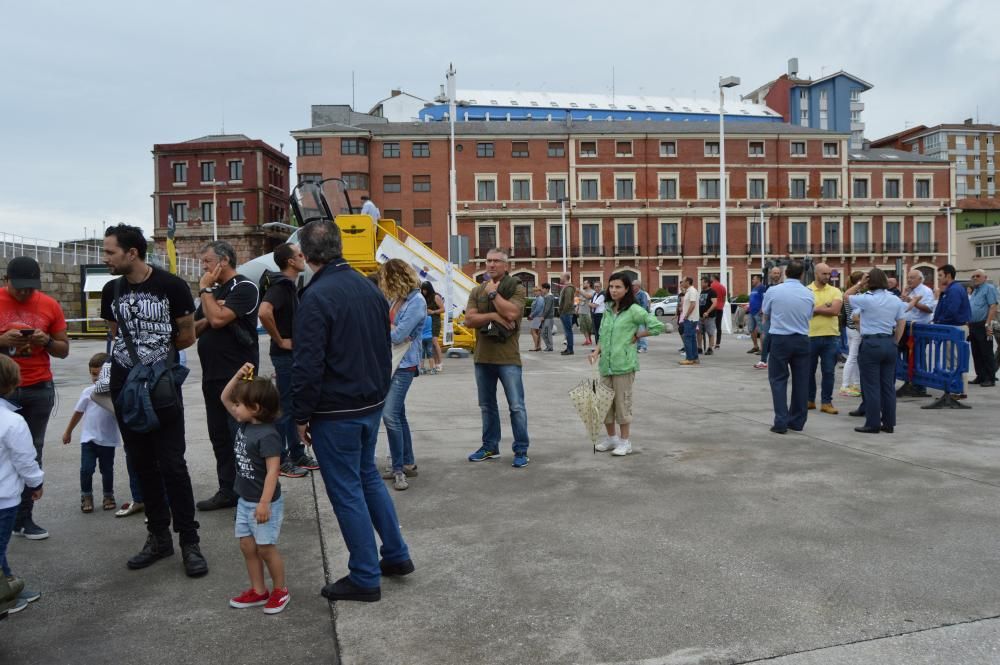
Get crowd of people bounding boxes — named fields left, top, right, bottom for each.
left=0, top=219, right=996, bottom=618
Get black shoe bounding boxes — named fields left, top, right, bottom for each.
left=769, top=426, right=787, bottom=434
left=196, top=491, right=238, bottom=511
left=705, top=348, right=713, bottom=356
left=880, top=425, right=894, bottom=433
left=321, top=575, right=381, bottom=602
left=747, top=348, right=758, bottom=354
left=980, top=381, right=996, bottom=387
left=854, top=426, right=881, bottom=434
left=127, top=533, right=174, bottom=570
left=181, top=543, right=208, bottom=577
left=560, top=350, right=574, bottom=355
left=379, top=558, right=416, bottom=577
left=970, top=377, right=982, bottom=385
left=849, top=409, right=865, bottom=417
left=788, top=425, right=804, bottom=432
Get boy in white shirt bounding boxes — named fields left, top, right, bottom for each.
left=0, top=354, right=44, bottom=614
left=62, top=353, right=121, bottom=513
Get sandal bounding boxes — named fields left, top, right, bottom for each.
left=102, top=496, right=117, bottom=511
left=81, top=495, right=94, bottom=513
left=114, top=501, right=144, bottom=518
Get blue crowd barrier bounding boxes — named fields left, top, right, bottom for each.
left=895, top=322, right=970, bottom=403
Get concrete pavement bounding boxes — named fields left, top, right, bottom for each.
left=2, top=329, right=1000, bottom=665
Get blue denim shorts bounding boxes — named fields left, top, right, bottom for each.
left=234, top=496, right=284, bottom=545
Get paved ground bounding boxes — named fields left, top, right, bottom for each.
left=2, top=328, right=1000, bottom=665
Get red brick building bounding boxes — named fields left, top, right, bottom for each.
left=292, top=119, right=951, bottom=295
left=151, top=134, right=292, bottom=262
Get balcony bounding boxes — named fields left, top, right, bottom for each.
left=880, top=242, right=904, bottom=254
left=907, top=241, right=938, bottom=254
left=820, top=242, right=842, bottom=254
left=614, top=245, right=640, bottom=257
left=545, top=246, right=568, bottom=259
left=474, top=246, right=493, bottom=259
left=657, top=244, right=682, bottom=257
left=745, top=244, right=772, bottom=255
left=851, top=242, right=874, bottom=254
left=787, top=243, right=813, bottom=254
left=571, top=245, right=603, bottom=258
left=701, top=243, right=720, bottom=256
left=509, top=246, right=536, bottom=259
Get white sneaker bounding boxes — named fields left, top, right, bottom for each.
left=611, top=439, right=632, bottom=456
left=595, top=435, right=619, bottom=452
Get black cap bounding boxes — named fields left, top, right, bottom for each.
left=6, top=257, right=41, bottom=289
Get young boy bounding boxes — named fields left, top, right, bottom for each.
left=62, top=353, right=121, bottom=512
left=0, top=354, right=44, bottom=614
left=221, top=363, right=289, bottom=614
left=420, top=314, right=435, bottom=375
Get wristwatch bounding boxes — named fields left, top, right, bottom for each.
left=488, top=291, right=498, bottom=300
left=200, top=286, right=216, bottom=295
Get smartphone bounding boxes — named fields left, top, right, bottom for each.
left=19, top=329, right=35, bottom=336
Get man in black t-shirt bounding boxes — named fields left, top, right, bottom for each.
left=699, top=276, right=718, bottom=356
left=100, top=224, right=207, bottom=578
left=257, top=242, right=317, bottom=477
left=194, top=241, right=260, bottom=511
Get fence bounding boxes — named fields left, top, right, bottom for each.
left=0, top=232, right=200, bottom=277
left=895, top=322, right=971, bottom=409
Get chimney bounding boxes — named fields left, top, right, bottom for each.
left=391, top=89, right=401, bottom=97
left=964, top=118, right=974, bottom=125
left=788, top=57, right=799, bottom=78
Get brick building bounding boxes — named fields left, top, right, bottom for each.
left=292, top=117, right=952, bottom=295
left=151, top=134, right=292, bottom=263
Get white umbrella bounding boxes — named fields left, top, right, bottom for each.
left=568, top=365, right=616, bottom=452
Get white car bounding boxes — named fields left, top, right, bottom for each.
left=650, top=295, right=679, bottom=316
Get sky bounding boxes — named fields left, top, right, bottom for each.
left=1, top=0, right=996, bottom=243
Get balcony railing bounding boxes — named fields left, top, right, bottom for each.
left=614, top=245, right=640, bottom=257
left=657, top=244, right=681, bottom=257
left=787, top=243, right=813, bottom=254
left=907, top=241, right=938, bottom=254
left=745, top=244, right=772, bottom=255
left=571, top=245, right=603, bottom=257
left=701, top=243, right=720, bottom=256
left=820, top=242, right=842, bottom=254
left=475, top=246, right=493, bottom=259
left=851, top=242, right=874, bottom=254
left=881, top=242, right=903, bottom=254
left=509, top=246, right=536, bottom=259
left=545, top=246, right=568, bottom=258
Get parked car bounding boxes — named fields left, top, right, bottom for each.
left=650, top=295, right=678, bottom=316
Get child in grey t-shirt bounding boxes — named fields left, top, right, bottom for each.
left=220, top=363, right=289, bottom=614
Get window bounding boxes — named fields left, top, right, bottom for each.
left=660, top=141, right=677, bottom=157
left=853, top=221, right=870, bottom=252
left=384, top=209, right=402, bottom=224
left=298, top=173, right=322, bottom=184
left=885, top=178, right=901, bottom=198
left=819, top=110, right=828, bottom=130
left=548, top=178, right=567, bottom=201
left=229, top=200, right=245, bottom=221
left=659, top=223, right=679, bottom=254
left=615, top=141, right=633, bottom=157
left=800, top=110, right=809, bottom=126
left=172, top=202, right=188, bottom=222
left=790, top=178, right=807, bottom=199
left=200, top=161, right=215, bottom=183
left=704, top=141, right=720, bottom=156
left=851, top=110, right=861, bottom=122
left=885, top=221, right=902, bottom=251
left=915, top=220, right=932, bottom=251
left=341, top=138, right=368, bottom=155
left=383, top=175, right=401, bottom=193
left=704, top=222, right=720, bottom=252
left=580, top=141, right=597, bottom=157
left=615, top=177, right=634, bottom=200
left=413, top=209, right=432, bottom=227
left=228, top=160, right=243, bottom=181
left=823, top=221, right=840, bottom=251
left=172, top=162, right=187, bottom=183
left=699, top=178, right=720, bottom=200
left=412, top=142, right=430, bottom=158
left=477, top=142, right=494, bottom=158
left=582, top=223, right=601, bottom=253
left=297, top=139, right=321, bottom=156
left=547, top=142, right=565, bottom=157
left=616, top=224, right=636, bottom=253
left=413, top=175, right=431, bottom=193
left=659, top=178, right=677, bottom=200
left=822, top=142, right=839, bottom=158
left=201, top=201, right=214, bottom=222
left=749, top=221, right=764, bottom=253
left=548, top=225, right=563, bottom=253
left=790, top=222, right=808, bottom=252
left=822, top=178, right=839, bottom=199
left=580, top=178, right=599, bottom=200
left=478, top=226, right=497, bottom=252
left=511, top=142, right=529, bottom=158
left=915, top=178, right=931, bottom=198
left=342, top=173, right=369, bottom=190
left=383, top=142, right=400, bottom=158
left=819, top=90, right=828, bottom=106
left=748, top=141, right=765, bottom=157
left=513, top=225, right=532, bottom=255
left=748, top=178, right=766, bottom=199
left=790, top=141, right=806, bottom=156
left=511, top=178, right=531, bottom=201
left=850, top=89, right=861, bottom=102
left=477, top=179, right=496, bottom=201
left=799, top=89, right=808, bottom=103
left=853, top=178, right=869, bottom=198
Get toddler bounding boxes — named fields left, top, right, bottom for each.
left=221, top=363, right=289, bottom=614
left=0, top=355, right=43, bottom=614
left=62, top=353, right=121, bottom=512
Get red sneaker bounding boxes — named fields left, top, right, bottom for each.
left=263, top=587, right=290, bottom=614
left=230, top=588, right=269, bottom=609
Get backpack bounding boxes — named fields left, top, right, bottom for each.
left=258, top=269, right=284, bottom=302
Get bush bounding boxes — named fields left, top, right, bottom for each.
left=733, top=294, right=750, bottom=303
left=653, top=288, right=670, bottom=298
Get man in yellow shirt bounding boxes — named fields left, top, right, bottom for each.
left=807, top=263, right=843, bottom=414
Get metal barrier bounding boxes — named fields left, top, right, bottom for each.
left=895, top=322, right=971, bottom=409
left=0, top=232, right=200, bottom=277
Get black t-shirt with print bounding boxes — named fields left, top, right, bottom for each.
left=195, top=275, right=260, bottom=381
left=699, top=287, right=716, bottom=317
left=234, top=422, right=283, bottom=503
left=261, top=276, right=297, bottom=357
left=100, top=268, right=195, bottom=392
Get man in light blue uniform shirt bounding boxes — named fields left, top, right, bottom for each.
left=967, top=269, right=998, bottom=387
left=761, top=260, right=814, bottom=434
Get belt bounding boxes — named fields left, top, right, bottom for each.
left=862, top=333, right=892, bottom=339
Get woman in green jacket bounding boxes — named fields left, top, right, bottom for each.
left=588, top=272, right=664, bottom=456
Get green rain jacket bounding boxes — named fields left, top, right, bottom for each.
left=597, top=303, right=664, bottom=376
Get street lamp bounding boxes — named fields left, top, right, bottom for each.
left=758, top=203, right=768, bottom=274
left=446, top=63, right=458, bottom=265
left=939, top=205, right=962, bottom=266
left=718, top=75, right=740, bottom=334
left=209, top=180, right=232, bottom=241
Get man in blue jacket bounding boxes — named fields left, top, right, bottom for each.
left=292, top=220, right=412, bottom=603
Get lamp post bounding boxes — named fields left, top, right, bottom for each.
left=718, top=75, right=740, bottom=334
left=939, top=205, right=962, bottom=266
left=758, top=203, right=767, bottom=274
left=447, top=63, right=458, bottom=265
left=559, top=197, right=568, bottom=272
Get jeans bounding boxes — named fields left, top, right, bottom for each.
left=760, top=317, right=772, bottom=363
left=474, top=363, right=529, bottom=455
left=540, top=318, right=555, bottom=351
left=0, top=505, right=16, bottom=576
left=9, top=382, right=54, bottom=525
left=202, top=378, right=238, bottom=498
left=271, top=353, right=306, bottom=463
left=311, top=411, right=410, bottom=589
left=383, top=368, right=416, bottom=472
left=80, top=442, right=115, bottom=496
left=808, top=335, right=840, bottom=405
left=560, top=314, right=574, bottom=352
left=681, top=320, right=699, bottom=360
left=113, top=388, right=200, bottom=545
left=768, top=334, right=810, bottom=430
left=968, top=321, right=997, bottom=382
left=637, top=324, right=648, bottom=352
left=124, top=449, right=143, bottom=503
left=858, top=336, right=898, bottom=430
left=842, top=328, right=862, bottom=388
left=592, top=313, right=603, bottom=343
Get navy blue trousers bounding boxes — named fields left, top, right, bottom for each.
left=768, top=334, right=810, bottom=431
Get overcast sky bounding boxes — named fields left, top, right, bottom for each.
left=1, top=0, right=996, bottom=243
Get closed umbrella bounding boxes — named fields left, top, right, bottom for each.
left=569, top=365, right=616, bottom=452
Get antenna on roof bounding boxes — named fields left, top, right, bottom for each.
left=352, top=71, right=356, bottom=110
left=221, top=98, right=225, bottom=134
left=612, top=65, right=615, bottom=106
